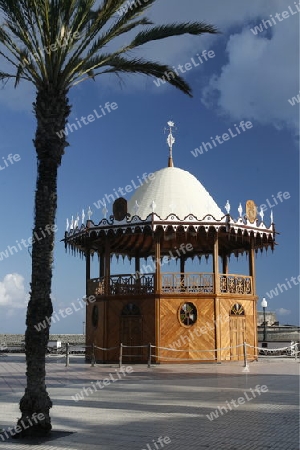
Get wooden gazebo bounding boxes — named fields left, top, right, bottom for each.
left=64, top=123, right=276, bottom=363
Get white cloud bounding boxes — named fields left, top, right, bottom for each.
left=130, top=1, right=292, bottom=64
left=276, top=307, right=291, bottom=316
left=0, top=273, right=28, bottom=315
left=97, top=0, right=300, bottom=113
left=201, top=18, right=299, bottom=133
left=0, top=0, right=298, bottom=116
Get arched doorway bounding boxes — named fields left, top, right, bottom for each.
left=120, top=303, right=143, bottom=362
left=229, top=303, right=245, bottom=361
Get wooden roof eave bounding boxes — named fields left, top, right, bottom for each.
left=63, top=214, right=276, bottom=256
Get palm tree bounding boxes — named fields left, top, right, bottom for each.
left=0, top=0, right=218, bottom=437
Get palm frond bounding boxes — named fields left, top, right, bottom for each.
left=92, top=55, right=192, bottom=96
left=130, top=22, right=219, bottom=48
left=61, top=0, right=157, bottom=82
left=62, top=16, right=152, bottom=84
left=14, top=62, right=25, bottom=87
left=0, top=0, right=218, bottom=96
left=0, top=70, right=14, bottom=80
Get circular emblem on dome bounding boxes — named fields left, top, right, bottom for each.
left=246, top=200, right=257, bottom=224
left=113, top=198, right=128, bottom=221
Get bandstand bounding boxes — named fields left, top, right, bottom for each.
left=64, top=122, right=276, bottom=363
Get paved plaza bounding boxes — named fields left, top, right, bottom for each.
left=0, top=354, right=299, bottom=449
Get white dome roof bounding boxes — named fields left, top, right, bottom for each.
left=128, top=167, right=224, bottom=220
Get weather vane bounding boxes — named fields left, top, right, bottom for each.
left=164, top=120, right=177, bottom=167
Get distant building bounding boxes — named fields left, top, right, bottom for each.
left=257, top=311, right=277, bottom=326
left=257, top=311, right=300, bottom=343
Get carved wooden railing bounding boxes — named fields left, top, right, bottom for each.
left=219, top=274, right=252, bottom=295
left=161, top=273, right=214, bottom=293
left=88, top=274, right=155, bottom=296
left=88, top=273, right=253, bottom=296
left=88, top=277, right=105, bottom=296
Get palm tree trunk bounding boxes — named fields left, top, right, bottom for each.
left=16, top=86, right=70, bottom=437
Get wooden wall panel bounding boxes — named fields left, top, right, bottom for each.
left=85, top=303, right=93, bottom=360
left=92, top=297, right=156, bottom=363
left=158, top=297, right=215, bottom=362
left=105, top=298, right=123, bottom=362
left=87, top=294, right=257, bottom=363
left=218, top=300, right=231, bottom=361
left=219, top=297, right=257, bottom=361
left=245, top=315, right=255, bottom=359
left=86, top=298, right=105, bottom=362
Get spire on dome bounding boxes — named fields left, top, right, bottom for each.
left=166, top=120, right=176, bottom=167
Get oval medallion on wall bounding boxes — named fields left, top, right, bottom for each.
left=178, top=302, right=197, bottom=327
left=92, top=305, right=99, bottom=328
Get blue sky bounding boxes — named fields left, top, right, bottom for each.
left=0, top=0, right=299, bottom=333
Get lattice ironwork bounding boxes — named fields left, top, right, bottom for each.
left=88, top=274, right=154, bottom=296
left=88, top=273, right=252, bottom=296
left=219, top=275, right=252, bottom=295
left=88, top=278, right=105, bottom=296
left=161, top=273, right=214, bottom=293
left=110, top=274, right=154, bottom=295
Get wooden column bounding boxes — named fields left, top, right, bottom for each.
left=180, top=256, right=185, bottom=273
left=213, top=232, right=220, bottom=361
left=180, top=256, right=185, bottom=289
left=249, top=237, right=256, bottom=295
left=99, top=252, right=104, bottom=278
left=103, top=240, right=110, bottom=362
left=85, top=249, right=91, bottom=358
left=135, top=254, right=140, bottom=276
left=85, top=248, right=91, bottom=297
left=154, top=234, right=161, bottom=364
left=222, top=254, right=228, bottom=275
left=213, top=234, right=219, bottom=294
left=104, top=241, right=111, bottom=294
left=135, top=253, right=141, bottom=291
left=154, top=235, right=161, bottom=293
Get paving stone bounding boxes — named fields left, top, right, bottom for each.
left=0, top=355, right=298, bottom=449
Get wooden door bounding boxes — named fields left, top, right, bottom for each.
left=230, top=316, right=245, bottom=361
left=120, top=316, right=143, bottom=363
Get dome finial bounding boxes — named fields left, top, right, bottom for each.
left=166, top=120, right=176, bottom=167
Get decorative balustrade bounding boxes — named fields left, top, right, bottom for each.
left=110, top=274, right=154, bottom=295
left=88, top=273, right=253, bottom=296
left=88, top=274, right=155, bottom=296
left=88, top=277, right=105, bottom=296
left=219, top=274, right=252, bottom=295
left=161, top=273, right=214, bottom=293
